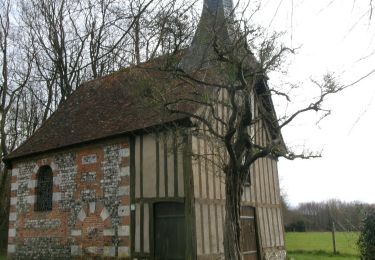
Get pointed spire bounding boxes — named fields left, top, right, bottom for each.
left=180, top=0, right=235, bottom=72
left=202, top=0, right=234, bottom=21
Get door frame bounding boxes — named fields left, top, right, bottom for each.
left=240, top=206, right=261, bottom=260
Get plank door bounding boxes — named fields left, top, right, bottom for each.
left=241, top=206, right=259, bottom=260
left=154, top=202, right=186, bottom=260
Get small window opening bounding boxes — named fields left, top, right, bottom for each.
left=244, top=171, right=251, bottom=186
left=242, top=156, right=251, bottom=186
left=35, top=165, right=53, bottom=212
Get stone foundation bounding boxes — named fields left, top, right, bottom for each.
left=264, top=249, right=287, bottom=260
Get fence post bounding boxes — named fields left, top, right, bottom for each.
left=332, top=220, right=337, bottom=254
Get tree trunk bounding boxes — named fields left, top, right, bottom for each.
left=223, top=169, right=242, bottom=260
left=134, top=17, right=141, bottom=65
left=0, top=167, right=10, bottom=252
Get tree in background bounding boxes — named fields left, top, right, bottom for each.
left=0, top=0, right=197, bottom=253
left=282, top=199, right=371, bottom=232
left=358, top=207, right=375, bottom=259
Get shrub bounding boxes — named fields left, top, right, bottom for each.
left=357, top=207, right=375, bottom=259
left=285, top=220, right=306, bottom=232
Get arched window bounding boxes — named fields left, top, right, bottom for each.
left=35, top=165, right=53, bottom=212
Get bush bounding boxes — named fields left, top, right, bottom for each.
left=357, top=207, right=375, bottom=259
left=285, top=220, right=306, bottom=232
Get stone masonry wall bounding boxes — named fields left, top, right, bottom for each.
left=7, top=138, right=130, bottom=259
left=264, top=248, right=287, bottom=260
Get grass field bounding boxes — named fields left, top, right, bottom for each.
left=0, top=232, right=360, bottom=260
left=286, top=232, right=360, bottom=260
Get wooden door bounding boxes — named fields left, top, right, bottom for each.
left=154, top=202, right=185, bottom=260
left=241, top=206, right=259, bottom=260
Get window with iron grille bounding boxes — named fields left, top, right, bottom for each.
left=35, top=165, right=53, bottom=212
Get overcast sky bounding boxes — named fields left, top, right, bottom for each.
left=247, top=0, right=375, bottom=206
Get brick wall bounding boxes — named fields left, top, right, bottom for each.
left=7, top=138, right=131, bottom=259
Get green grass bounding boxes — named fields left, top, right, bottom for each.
left=286, top=232, right=360, bottom=260
left=0, top=233, right=360, bottom=260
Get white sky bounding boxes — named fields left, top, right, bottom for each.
left=248, top=0, right=375, bottom=206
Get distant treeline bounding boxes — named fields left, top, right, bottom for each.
left=282, top=198, right=374, bottom=232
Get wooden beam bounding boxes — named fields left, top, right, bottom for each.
left=183, top=134, right=197, bottom=260
left=129, top=136, right=136, bottom=258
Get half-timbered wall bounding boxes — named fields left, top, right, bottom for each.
left=192, top=135, right=225, bottom=260
left=130, top=131, right=192, bottom=259
left=242, top=156, right=286, bottom=259
left=246, top=96, right=286, bottom=259
left=191, top=87, right=286, bottom=260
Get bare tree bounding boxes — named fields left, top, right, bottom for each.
left=138, top=2, right=346, bottom=258
left=0, top=0, right=34, bottom=250
left=129, top=0, right=198, bottom=62
left=20, top=0, right=89, bottom=101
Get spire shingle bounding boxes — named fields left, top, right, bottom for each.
left=180, top=0, right=235, bottom=72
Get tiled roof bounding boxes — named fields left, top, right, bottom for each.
left=6, top=62, right=196, bottom=161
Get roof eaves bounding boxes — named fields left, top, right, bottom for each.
left=3, top=116, right=192, bottom=164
